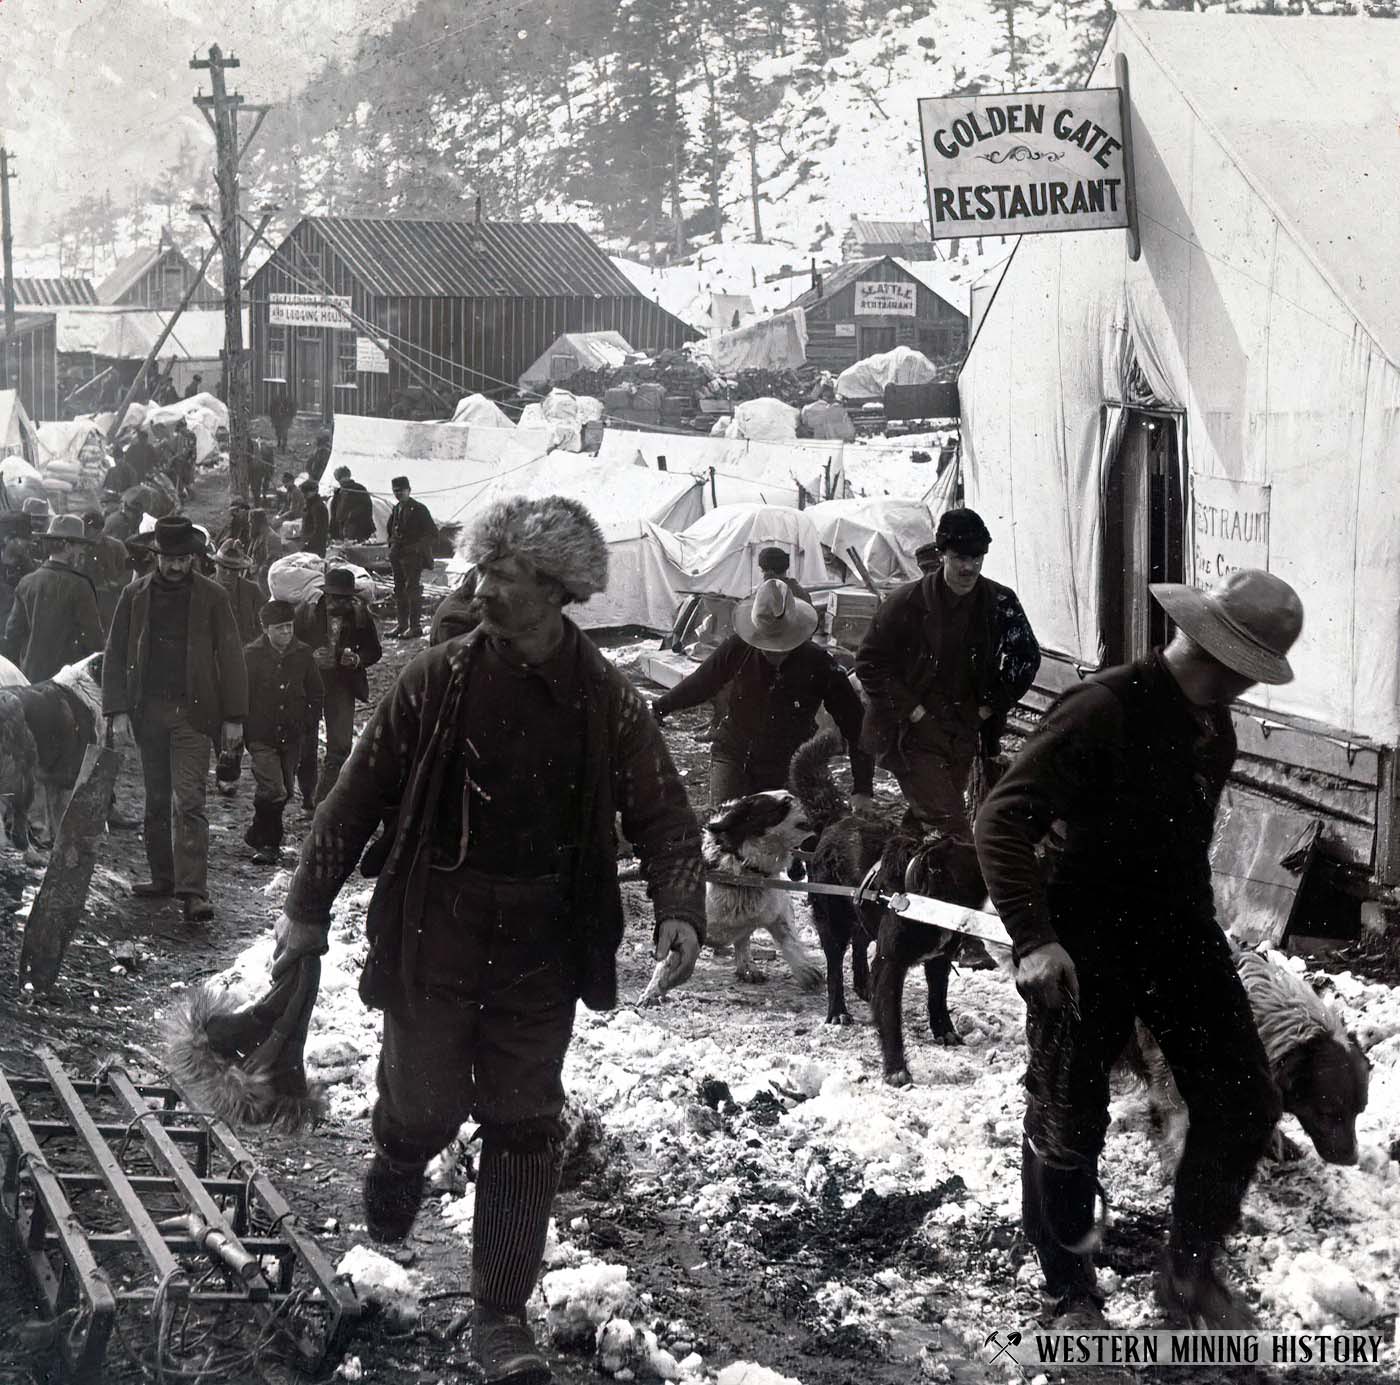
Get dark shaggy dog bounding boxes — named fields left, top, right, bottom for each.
left=791, top=731, right=990, bottom=1084
left=1132, top=948, right=1371, bottom=1166
left=0, top=652, right=105, bottom=864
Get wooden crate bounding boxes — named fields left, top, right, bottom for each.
left=828, top=587, right=881, bottom=652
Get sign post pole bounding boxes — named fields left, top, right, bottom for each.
left=1114, top=54, right=1142, bottom=263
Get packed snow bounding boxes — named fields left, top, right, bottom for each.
left=178, top=876, right=1400, bottom=1378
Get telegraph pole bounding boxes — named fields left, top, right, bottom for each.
left=0, top=148, right=17, bottom=393
left=191, top=46, right=270, bottom=496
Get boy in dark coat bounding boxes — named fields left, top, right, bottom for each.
left=856, top=507, right=1039, bottom=834
left=243, top=600, right=322, bottom=865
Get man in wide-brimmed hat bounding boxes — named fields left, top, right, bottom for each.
left=80, top=508, right=132, bottom=634
left=293, top=566, right=380, bottom=807
left=976, top=568, right=1304, bottom=1334
left=3, top=514, right=103, bottom=682
left=211, top=539, right=261, bottom=645
left=857, top=506, right=1040, bottom=834
left=103, top=515, right=249, bottom=924
left=654, top=576, right=873, bottom=811
left=268, top=495, right=705, bottom=1385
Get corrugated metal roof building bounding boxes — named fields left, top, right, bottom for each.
left=790, top=256, right=967, bottom=373
left=13, top=277, right=97, bottom=307
left=246, top=216, right=699, bottom=422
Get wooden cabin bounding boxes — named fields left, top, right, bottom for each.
left=246, top=216, right=700, bottom=423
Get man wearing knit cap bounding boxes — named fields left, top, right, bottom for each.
left=272, top=495, right=705, bottom=1385
left=386, top=475, right=437, bottom=639
left=856, top=507, right=1039, bottom=834
left=976, top=570, right=1304, bottom=1333
left=243, top=600, right=322, bottom=866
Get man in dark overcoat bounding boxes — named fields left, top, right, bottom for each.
left=4, top=515, right=103, bottom=681
left=104, top=516, right=249, bottom=923
left=386, top=475, right=437, bottom=639
left=856, top=507, right=1039, bottom=833
left=271, top=496, right=705, bottom=1385
left=293, top=567, right=381, bottom=806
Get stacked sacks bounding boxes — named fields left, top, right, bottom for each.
left=267, top=553, right=375, bottom=605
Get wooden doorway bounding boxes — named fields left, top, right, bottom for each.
left=1102, top=410, right=1185, bottom=665
left=859, top=324, right=897, bottom=358
left=294, top=332, right=325, bottom=415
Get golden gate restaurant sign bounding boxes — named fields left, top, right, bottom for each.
left=854, top=280, right=916, bottom=317
left=918, top=88, right=1130, bottom=239
left=1191, top=475, right=1271, bottom=587
left=269, top=293, right=353, bottom=328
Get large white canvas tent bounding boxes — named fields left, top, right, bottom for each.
left=960, top=11, right=1400, bottom=884
left=518, top=331, right=632, bottom=391
left=452, top=451, right=707, bottom=631
left=842, top=440, right=959, bottom=505
left=326, top=414, right=555, bottom=538
left=963, top=12, right=1400, bottom=741
left=807, top=498, right=939, bottom=584
left=0, top=390, right=39, bottom=461
left=644, top=503, right=828, bottom=599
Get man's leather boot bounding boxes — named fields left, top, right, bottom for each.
left=471, top=1305, right=552, bottom=1385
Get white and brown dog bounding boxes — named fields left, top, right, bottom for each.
left=641, top=790, right=824, bottom=1004
left=0, top=652, right=105, bottom=865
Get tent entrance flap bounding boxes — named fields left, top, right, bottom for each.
left=1101, top=408, right=1184, bottom=665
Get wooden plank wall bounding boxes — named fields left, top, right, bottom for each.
left=114, top=249, right=222, bottom=310
left=12, top=318, right=58, bottom=422
left=249, top=222, right=697, bottom=421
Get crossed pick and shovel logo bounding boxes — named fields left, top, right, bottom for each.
left=984, top=1329, right=1029, bottom=1377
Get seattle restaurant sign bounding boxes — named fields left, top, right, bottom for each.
left=918, top=88, right=1130, bottom=239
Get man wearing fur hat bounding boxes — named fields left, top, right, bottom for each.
left=272, top=496, right=706, bottom=1385
left=856, top=507, right=1039, bottom=834
left=976, top=570, right=1304, bottom=1332
left=243, top=600, right=322, bottom=865
left=104, top=515, right=249, bottom=924
left=4, top=514, right=104, bottom=682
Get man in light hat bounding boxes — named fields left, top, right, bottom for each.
left=4, top=514, right=103, bottom=682
left=293, top=567, right=381, bottom=807
left=81, top=509, right=132, bottom=633
left=212, top=539, right=262, bottom=645
left=22, top=496, right=51, bottom=536
left=386, top=476, right=437, bottom=639
left=104, top=515, right=249, bottom=924
left=975, top=569, right=1305, bottom=1333
left=857, top=506, right=1039, bottom=834
left=271, top=495, right=705, bottom=1385
left=757, top=545, right=824, bottom=636
left=653, top=577, right=874, bottom=810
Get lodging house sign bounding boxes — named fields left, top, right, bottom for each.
left=918, top=88, right=1131, bottom=240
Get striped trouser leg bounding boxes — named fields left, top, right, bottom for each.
left=470, top=1139, right=562, bottom=1313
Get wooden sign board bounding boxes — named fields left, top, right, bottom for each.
left=355, top=336, right=389, bottom=374
left=854, top=280, right=916, bottom=317
left=270, top=293, right=353, bottom=329
left=919, top=88, right=1130, bottom=240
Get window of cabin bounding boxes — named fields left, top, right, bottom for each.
left=335, top=333, right=358, bottom=388
left=550, top=353, right=578, bottom=381
left=265, top=326, right=288, bottom=382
